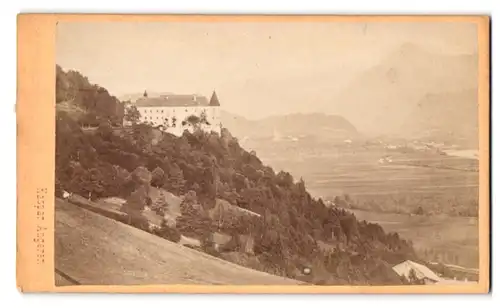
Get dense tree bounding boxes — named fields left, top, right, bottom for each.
left=151, top=191, right=168, bottom=216
left=121, top=185, right=150, bottom=231
left=166, top=163, right=186, bottom=195
left=340, top=214, right=359, bottom=244
left=153, top=219, right=181, bottom=243
left=124, top=105, right=141, bottom=124
left=97, top=121, right=113, bottom=140
left=55, top=178, right=64, bottom=198
left=183, top=190, right=198, bottom=207
left=122, top=185, right=148, bottom=213
left=151, top=166, right=165, bottom=188
left=56, top=65, right=124, bottom=126
left=200, top=110, right=210, bottom=125
left=176, top=201, right=215, bottom=239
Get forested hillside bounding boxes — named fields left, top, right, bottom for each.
left=56, top=65, right=124, bottom=126
left=56, top=66, right=418, bottom=285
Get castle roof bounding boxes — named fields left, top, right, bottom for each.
left=135, top=94, right=209, bottom=108
left=209, top=91, right=221, bottom=106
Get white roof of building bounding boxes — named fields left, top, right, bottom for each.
left=393, top=260, right=442, bottom=282
left=135, top=94, right=209, bottom=107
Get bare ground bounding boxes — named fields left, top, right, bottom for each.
left=55, top=198, right=301, bottom=286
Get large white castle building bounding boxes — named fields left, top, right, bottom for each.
left=126, top=90, right=222, bottom=137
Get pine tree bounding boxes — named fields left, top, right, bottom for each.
left=167, top=163, right=186, bottom=195
left=121, top=185, right=150, bottom=231
left=151, top=166, right=165, bottom=188
left=152, top=191, right=168, bottom=216
left=154, top=219, right=181, bottom=242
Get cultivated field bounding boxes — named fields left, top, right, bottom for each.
left=251, top=143, right=478, bottom=202
left=348, top=209, right=479, bottom=269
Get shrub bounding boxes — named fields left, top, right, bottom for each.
left=126, top=213, right=150, bottom=232
left=131, top=166, right=152, bottom=185
left=219, top=235, right=240, bottom=253
left=413, top=206, right=425, bottom=216
left=55, top=179, right=64, bottom=198
left=201, top=233, right=220, bottom=257
left=154, top=220, right=182, bottom=243
left=183, top=190, right=198, bottom=206
left=151, top=167, right=165, bottom=188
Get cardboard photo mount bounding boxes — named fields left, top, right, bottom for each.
left=16, top=14, right=490, bottom=294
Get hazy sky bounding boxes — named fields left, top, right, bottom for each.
left=57, top=21, right=478, bottom=119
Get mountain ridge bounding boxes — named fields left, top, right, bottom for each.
left=333, top=43, right=478, bottom=139
left=399, top=88, right=479, bottom=147
left=221, top=110, right=359, bottom=141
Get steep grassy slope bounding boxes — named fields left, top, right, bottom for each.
left=55, top=198, right=301, bottom=285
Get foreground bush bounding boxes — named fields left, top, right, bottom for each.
left=153, top=221, right=182, bottom=243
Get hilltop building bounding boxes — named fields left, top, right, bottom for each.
left=126, top=90, right=222, bottom=136
left=392, top=260, right=442, bottom=285
left=393, top=260, right=479, bottom=285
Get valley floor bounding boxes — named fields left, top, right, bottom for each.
left=347, top=209, right=479, bottom=269
left=246, top=142, right=480, bottom=269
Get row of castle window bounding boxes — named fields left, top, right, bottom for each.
left=143, top=108, right=213, bottom=113
left=144, top=109, right=185, bottom=113
left=142, top=116, right=216, bottom=120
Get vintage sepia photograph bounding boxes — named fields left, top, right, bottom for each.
left=52, top=18, right=487, bottom=288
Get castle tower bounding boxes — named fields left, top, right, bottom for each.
left=209, top=90, right=220, bottom=106
left=208, top=90, right=221, bottom=134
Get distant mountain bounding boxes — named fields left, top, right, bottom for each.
left=334, top=43, right=478, bottom=138
left=400, top=89, right=479, bottom=147
left=221, top=111, right=359, bottom=141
